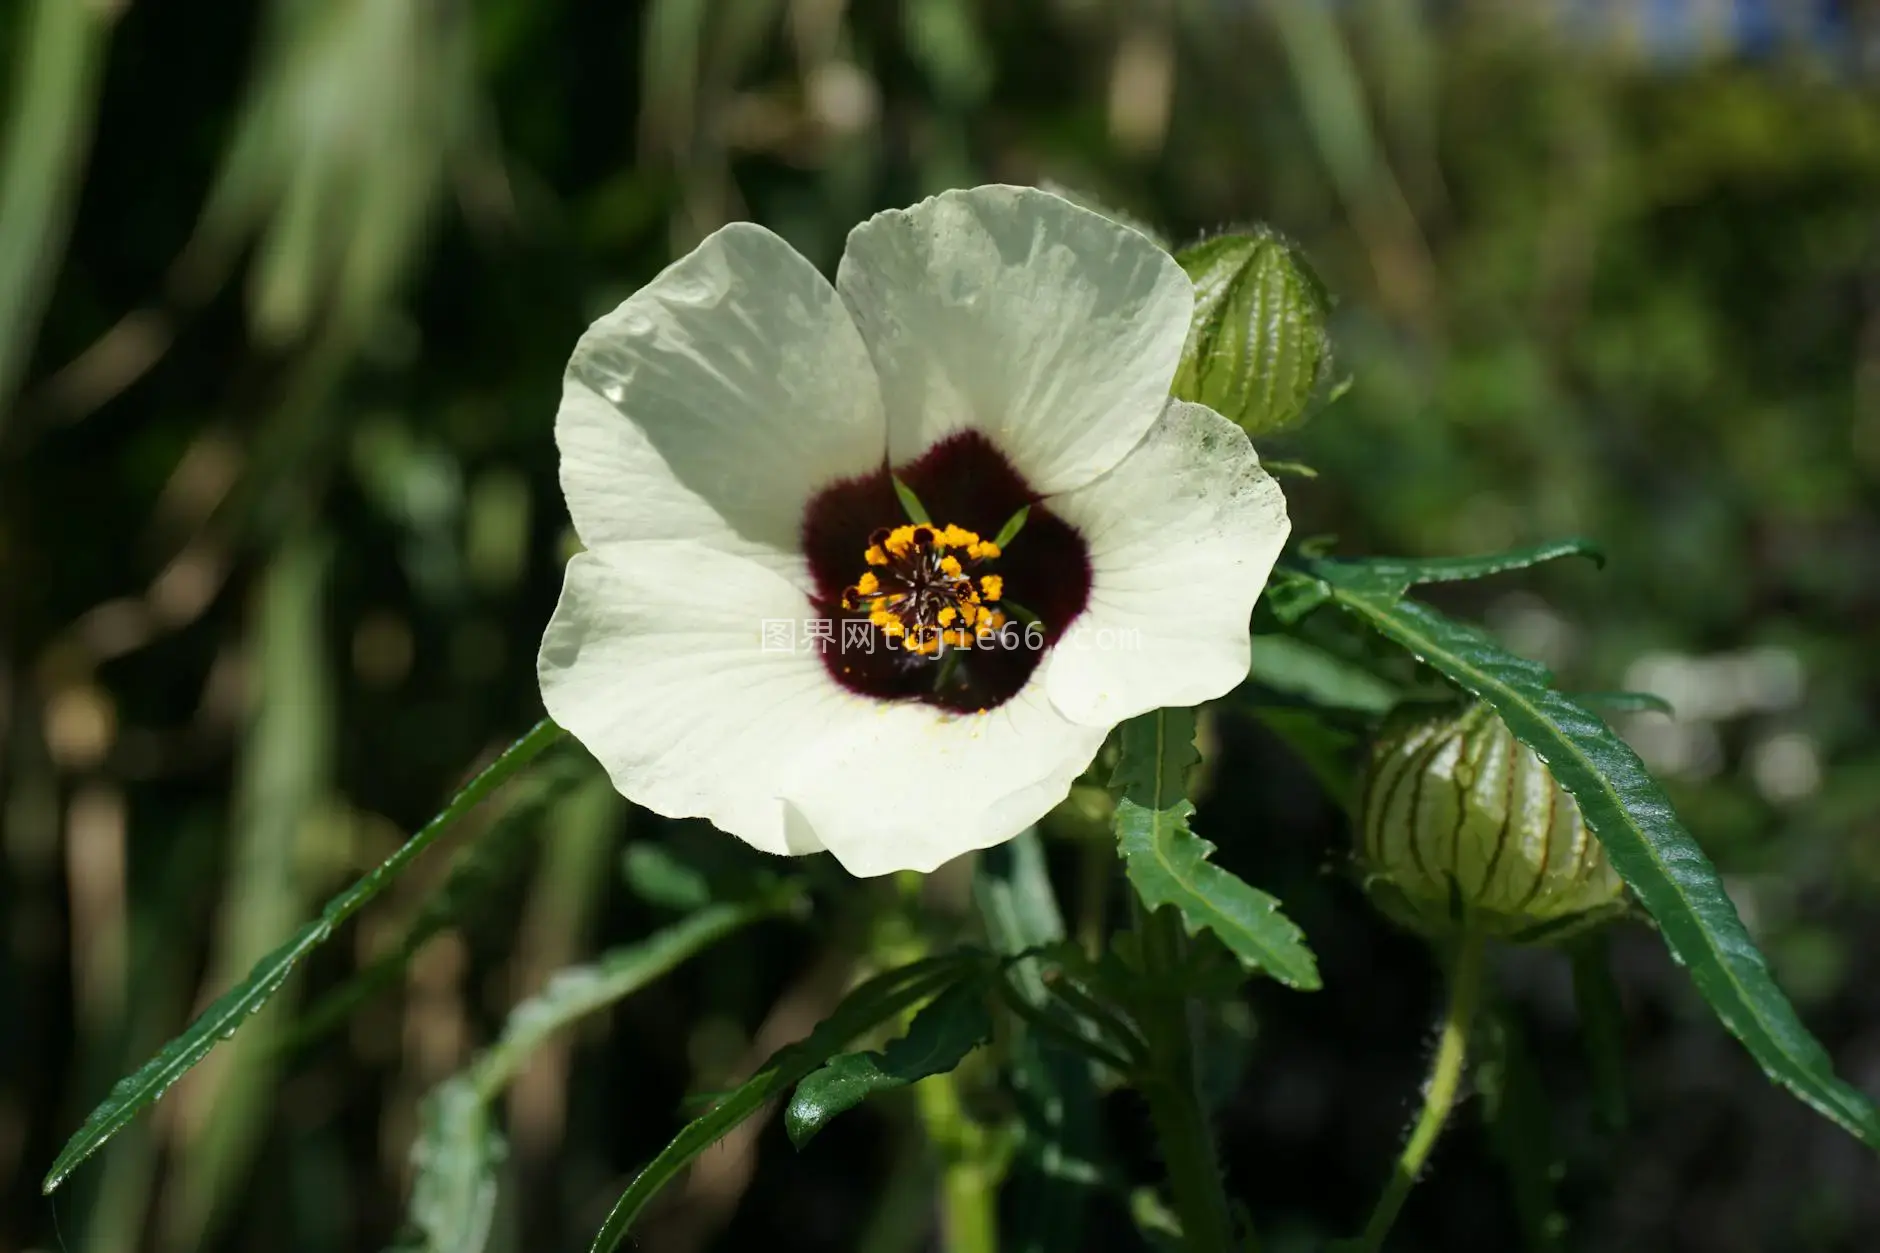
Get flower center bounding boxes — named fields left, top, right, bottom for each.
left=841, top=523, right=1009, bottom=656
left=799, top=430, right=1091, bottom=714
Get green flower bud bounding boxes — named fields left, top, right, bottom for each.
left=1172, top=228, right=1333, bottom=437
left=1356, top=703, right=1628, bottom=944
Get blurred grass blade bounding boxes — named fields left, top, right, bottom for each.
left=0, top=0, right=122, bottom=430
left=162, top=529, right=333, bottom=1252
left=785, top=978, right=992, bottom=1148
left=43, top=718, right=567, bottom=1194
left=391, top=895, right=791, bottom=1253
left=394, top=1078, right=504, bottom=1253
left=282, top=751, right=587, bottom=1063
left=587, top=953, right=982, bottom=1253
left=1294, top=559, right=1880, bottom=1150
left=1112, top=708, right=1321, bottom=990
left=467, top=891, right=798, bottom=1101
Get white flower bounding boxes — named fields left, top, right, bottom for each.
left=539, top=185, right=1289, bottom=877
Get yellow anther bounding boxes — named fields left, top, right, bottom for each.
left=937, top=606, right=957, bottom=627
left=855, top=571, right=880, bottom=595
left=940, top=524, right=979, bottom=549
left=864, top=545, right=888, bottom=566
left=969, top=540, right=1001, bottom=561
left=939, top=554, right=963, bottom=577
left=979, top=574, right=1003, bottom=601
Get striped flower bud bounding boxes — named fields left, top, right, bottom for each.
left=1356, top=702, right=1627, bottom=944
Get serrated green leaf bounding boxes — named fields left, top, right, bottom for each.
left=785, top=979, right=993, bottom=1148
left=1111, top=709, right=1321, bottom=990
left=1299, top=560, right=1880, bottom=1150
left=1173, top=228, right=1333, bottom=436
left=1319, top=539, right=1602, bottom=597
left=43, top=719, right=568, bottom=1194
left=392, top=1079, right=505, bottom=1253
left=587, top=952, right=982, bottom=1252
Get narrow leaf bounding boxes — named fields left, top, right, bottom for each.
left=587, top=953, right=981, bottom=1252
left=1111, top=709, right=1320, bottom=990
left=1318, top=539, right=1602, bottom=597
left=1246, top=632, right=1400, bottom=715
left=1576, top=690, right=1675, bottom=718
left=43, top=719, right=568, bottom=1193
left=1300, top=562, right=1880, bottom=1149
left=974, top=832, right=1106, bottom=1253
left=785, top=979, right=993, bottom=1147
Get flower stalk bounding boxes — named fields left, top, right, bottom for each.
left=1355, top=923, right=1489, bottom=1251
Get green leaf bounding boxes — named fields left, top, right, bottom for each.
left=1111, top=708, right=1321, bottom=990
left=974, top=831, right=1107, bottom=1253
left=1246, top=632, right=1400, bottom=715
left=1318, top=539, right=1602, bottom=597
left=785, top=979, right=993, bottom=1148
left=470, top=892, right=797, bottom=1100
left=1249, top=708, right=1359, bottom=815
left=43, top=718, right=568, bottom=1194
left=393, top=1078, right=505, bottom=1253
left=285, top=753, right=587, bottom=1063
left=1576, top=690, right=1675, bottom=719
left=587, top=952, right=983, bottom=1252
left=1172, top=228, right=1333, bottom=436
left=620, top=841, right=714, bottom=912
left=1298, top=560, right=1880, bottom=1150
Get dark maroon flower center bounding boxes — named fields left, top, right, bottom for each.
left=800, top=431, right=1092, bottom=713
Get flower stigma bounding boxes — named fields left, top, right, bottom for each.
left=841, top=523, right=1010, bottom=657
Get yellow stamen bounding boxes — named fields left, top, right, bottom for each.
left=979, top=574, right=1003, bottom=601
left=855, top=571, right=880, bottom=595
left=864, top=545, right=888, bottom=566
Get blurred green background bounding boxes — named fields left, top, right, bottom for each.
left=2, top=1, right=1878, bottom=1251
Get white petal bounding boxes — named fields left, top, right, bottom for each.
left=836, top=185, right=1192, bottom=495
left=539, top=545, right=851, bottom=856
left=783, top=685, right=1107, bottom=877
left=1042, top=401, right=1290, bottom=726
left=560, top=222, right=885, bottom=570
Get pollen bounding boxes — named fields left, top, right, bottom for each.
left=842, top=518, right=1021, bottom=656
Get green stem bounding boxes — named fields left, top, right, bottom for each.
left=1356, top=925, right=1489, bottom=1252
left=1131, top=899, right=1242, bottom=1253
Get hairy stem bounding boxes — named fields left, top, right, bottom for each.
left=1132, top=899, right=1243, bottom=1253
left=1357, top=925, right=1489, bottom=1251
